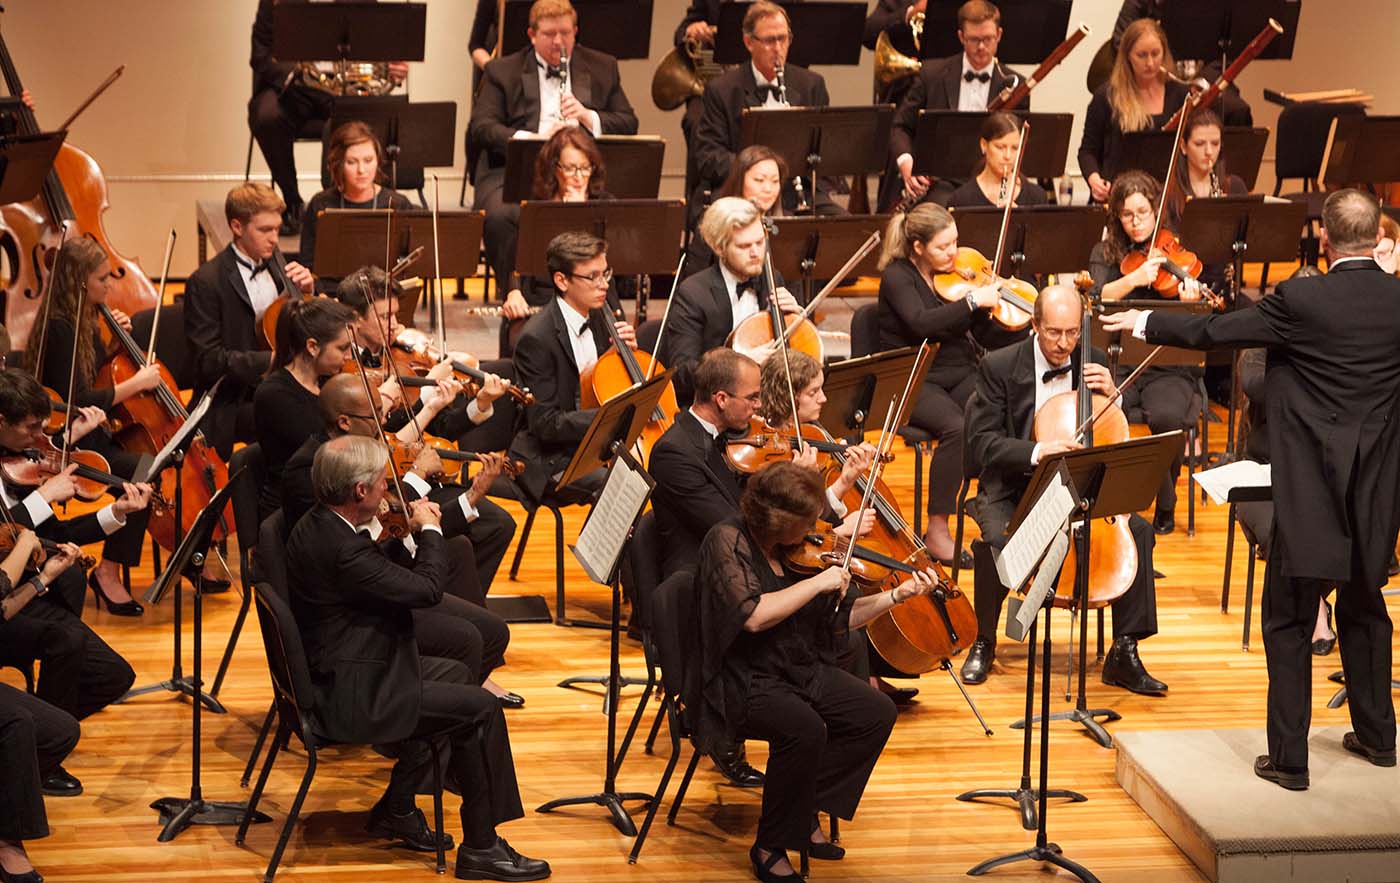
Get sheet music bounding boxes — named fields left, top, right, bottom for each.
left=1192, top=460, right=1271, bottom=506
left=137, top=379, right=219, bottom=483
left=995, top=472, right=1077, bottom=593
left=570, top=458, right=652, bottom=585
left=1011, top=527, right=1069, bottom=639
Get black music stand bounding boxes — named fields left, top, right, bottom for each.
left=146, top=468, right=271, bottom=841
left=919, top=0, right=1073, bottom=62
left=763, top=214, right=887, bottom=302
left=502, top=136, right=665, bottom=202
left=320, top=97, right=457, bottom=193
left=948, top=206, right=1108, bottom=279
left=1158, top=0, right=1300, bottom=66
left=313, top=209, right=483, bottom=278
left=818, top=345, right=933, bottom=442
left=1321, top=115, right=1400, bottom=192
left=1117, top=127, right=1269, bottom=191
left=740, top=106, right=893, bottom=216
left=911, top=112, right=1073, bottom=183
left=499, top=0, right=654, bottom=59
left=714, top=2, right=868, bottom=67
left=272, top=2, right=426, bottom=63
left=535, top=375, right=671, bottom=836
left=0, top=131, right=64, bottom=203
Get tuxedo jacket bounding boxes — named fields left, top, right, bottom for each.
left=661, top=262, right=784, bottom=407
left=649, top=410, right=745, bottom=575
left=1144, top=259, right=1400, bottom=588
left=889, top=54, right=1029, bottom=162
left=183, top=245, right=287, bottom=458
left=469, top=45, right=638, bottom=182
left=693, top=62, right=830, bottom=193
left=966, top=337, right=1105, bottom=518
left=286, top=505, right=448, bottom=744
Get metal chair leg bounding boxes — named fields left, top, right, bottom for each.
left=1221, top=503, right=1237, bottom=612
left=212, top=580, right=254, bottom=698
left=667, top=748, right=703, bottom=826
left=912, top=444, right=924, bottom=538
left=238, top=720, right=287, bottom=845
left=629, top=705, right=684, bottom=863
left=644, top=694, right=670, bottom=755
left=429, top=741, right=447, bottom=875
left=263, top=748, right=318, bottom=883
left=508, top=505, right=539, bottom=580
left=241, top=702, right=278, bottom=787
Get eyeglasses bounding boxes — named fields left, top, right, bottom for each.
left=1039, top=328, right=1081, bottom=342
left=961, top=34, right=998, bottom=46
left=556, top=163, right=593, bottom=177
left=723, top=389, right=763, bottom=404
left=1118, top=208, right=1155, bottom=223
left=568, top=268, right=614, bottom=286
left=750, top=33, right=791, bottom=48
left=343, top=412, right=377, bottom=422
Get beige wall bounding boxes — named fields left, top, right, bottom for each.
left=6, top=1, right=1394, bottom=276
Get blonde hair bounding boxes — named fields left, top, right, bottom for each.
left=700, top=196, right=763, bottom=253
left=225, top=182, right=285, bottom=225
left=877, top=202, right=954, bottom=270
left=1107, top=19, right=1175, bottom=134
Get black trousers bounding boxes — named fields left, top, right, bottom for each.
left=906, top=372, right=976, bottom=516
left=385, top=656, right=525, bottom=848
left=1118, top=366, right=1197, bottom=514
left=247, top=85, right=334, bottom=209
left=395, top=536, right=510, bottom=683
left=0, top=593, right=135, bottom=721
left=0, top=683, right=79, bottom=842
left=1262, top=539, right=1397, bottom=770
left=431, top=490, right=516, bottom=597
left=77, top=435, right=152, bottom=568
left=740, top=666, right=896, bottom=852
left=473, top=168, right=514, bottom=290
left=970, top=499, right=1159, bottom=645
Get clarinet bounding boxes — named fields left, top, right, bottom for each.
left=774, top=62, right=787, bottom=105
left=557, top=49, right=571, bottom=125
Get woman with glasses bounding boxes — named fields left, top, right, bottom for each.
left=1089, top=170, right=1203, bottom=534
left=874, top=202, right=1022, bottom=566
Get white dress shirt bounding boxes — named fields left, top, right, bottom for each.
left=719, top=261, right=762, bottom=329
left=530, top=55, right=602, bottom=137
left=958, top=56, right=994, bottom=112
left=557, top=298, right=599, bottom=373
left=1029, top=336, right=1074, bottom=465
left=750, top=62, right=787, bottom=108
left=232, top=242, right=280, bottom=320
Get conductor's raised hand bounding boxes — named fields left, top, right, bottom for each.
left=1098, top=308, right=1142, bottom=335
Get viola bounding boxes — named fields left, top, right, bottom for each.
left=0, top=522, right=95, bottom=571
left=782, top=528, right=908, bottom=591
left=386, top=432, right=524, bottom=482
left=578, top=306, right=679, bottom=461
left=393, top=328, right=535, bottom=406
left=0, top=435, right=137, bottom=503
left=932, top=246, right=1039, bottom=330
left=724, top=417, right=891, bottom=475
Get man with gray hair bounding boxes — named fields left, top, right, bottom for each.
left=663, top=197, right=802, bottom=405
left=287, top=436, right=550, bottom=879
left=1103, top=188, right=1400, bottom=790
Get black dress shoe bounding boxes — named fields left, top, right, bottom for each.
left=938, top=549, right=975, bottom=570
left=200, top=577, right=232, bottom=594
left=1343, top=731, right=1397, bottom=767
left=0, top=866, right=42, bottom=883
left=1101, top=637, right=1168, bottom=695
left=1254, top=755, right=1308, bottom=791
left=808, top=819, right=845, bottom=861
left=749, top=845, right=802, bottom=882
left=497, top=691, right=525, bottom=709
left=1152, top=508, right=1175, bottom=535
left=455, top=836, right=550, bottom=881
left=366, top=803, right=455, bottom=852
left=960, top=636, right=995, bottom=685
left=883, top=686, right=919, bottom=706
left=41, top=766, right=82, bottom=797
left=279, top=203, right=303, bottom=237
left=709, top=744, right=764, bottom=788
left=1389, top=553, right=1400, bottom=578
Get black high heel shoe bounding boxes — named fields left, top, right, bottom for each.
left=88, top=571, right=143, bottom=617
left=750, top=845, right=803, bottom=882
left=808, top=817, right=845, bottom=861
left=0, top=862, right=43, bottom=883
left=1311, top=599, right=1336, bottom=656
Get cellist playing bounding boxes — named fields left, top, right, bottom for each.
left=960, top=285, right=1165, bottom=693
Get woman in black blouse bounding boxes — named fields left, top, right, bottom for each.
left=1088, top=170, right=1204, bottom=533
left=23, top=237, right=161, bottom=613
left=945, top=112, right=1048, bottom=209
left=695, top=461, right=934, bottom=882
left=1077, top=17, right=1191, bottom=204
left=874, top=203, right=1023, bottom=564
left=300, top=121, right=414, bottom=292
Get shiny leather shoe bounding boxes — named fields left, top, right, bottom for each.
left=497, top=691, right=526, bottom=710
left=960, top=636, right=995, bottom=685
left=750, top=845, right=803, bottom=882
left=1254, top=755, right=1308, bottom=791
left=366, top=803, right=454, bottom=853
left=1152, top=508, right=1175, bottom=535
left=937, top=548, right=975, bottom=570
left=41, top=766, right=82, bottom=798
left=1311, top=600, right=1336, bottom=656
left=709, top=743, right=765, bottom=788
left=1101, top=637, right=1168, bottom=695
left=0, top=866, right=42, bottom=883
left=1389, top=553, right=1400, bottom=578
left=455, top=837, right=550, bottom=881
left=88, top=572, right=143, bottom=617
left=1343, top=732, right=1397, bottom=767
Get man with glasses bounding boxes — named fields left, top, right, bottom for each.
left=508, top=231, right=633, bottom=503
left=691, top=1, right=843, bottom=217
left=960, top=286, right=1165, bottom=693
left=884, top=0, right=1029, bottom=210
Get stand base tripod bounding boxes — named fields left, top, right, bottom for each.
left=1011, top=706, right=1121, bottom=749
left=955, top=786, right=1087, bottom=832
left=120, top=675, right=227, bottom=714
left=968, top=841, right=1101, bottom=882
left=151, top=795, right=268, bottom=842
left=535, top=790, right=653, bottom=838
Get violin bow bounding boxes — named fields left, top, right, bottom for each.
left=58, top=259, right=87, bottom=474
left=839, top=397, right=899, bottom=579
left=1148, top=94, right=1197, bottom=253
left=31, top=222, right=69, bottom=390
left=1072, top=344, right=1165, bottom=442
left=346, top=323, right=414, bottom=519
left=430, top=174, right=448, bottom=357
left=361, top=269, right=429, bottom=445
left=642, top=251, right=688, bottom=383
left=55, top=65, right=124, bottom=133
left=762, top=222, right=804, bottom=455
left=784, top=230, right=882, bottom=341
left=144, top=228, right=177, bottom=366
left=989, top=121, right=1029, bottom=281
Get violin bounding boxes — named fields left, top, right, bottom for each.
left=0, top=435, right=141, bottom=503
left=0, top=523, right=95, bottom=571
left=724, top=417, right=892, bottom=475
left=386, top=432, right=524, bottom=482
left=782, top=528, right=910, bottom=592
left=392, top=327, right=535, bottom=406
left=579, top=305, right=679, bottom=461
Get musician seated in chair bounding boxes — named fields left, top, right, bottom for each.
left=184, top=183, right=314, bottom=460
left=692, top=1, right=845, bottom=220
left=885, top=1, right=1029, bottom=212
left=469, top=0, right=637, bottom=306
left=508, top=231, right=631, bottom=504
left=662, top=197, right=802, bottom=408
left=961, top=286, right=1165, bottom=693
left=1089, top=170, right=1206, bottom=535
left=944, top=112, right=1049, bottom=209
left=287, top=436, right=548, bottom=879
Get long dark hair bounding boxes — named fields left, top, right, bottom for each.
left=270, top=297, right=355, bottom=374
left=24, top=237, right=106, bottom=385
left=532, top=127, right=607, bottom=200
left=1103, top=169, right=1163, bottom=264
left=972, top=111, right=1020, bottom=177
left=717, top=144, right=789, bottom=206
left=1165, top=108, right=1230, bottom=224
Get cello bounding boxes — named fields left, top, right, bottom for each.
left=578, top=304, right=679, bottom=461
left=0, top=35, right=156, bottom=348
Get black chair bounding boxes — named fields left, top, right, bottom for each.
left=236, top=512, right=448, bottom=882
left=505, top=481, right=597, bottom=626
left=212, top=444, right=267, bottom=701
left=950, top=392, right=979, bottom=586
left=1220, top=486, right=1271, bottom=652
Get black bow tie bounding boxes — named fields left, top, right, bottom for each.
left=754, top=84, right=781, bottom=103
left=543, top=64, right=565, bottom=80
left=964, top=70, right=991, bottom=83
left=360, top=348, right=382, bottom=369
left=736, top=280, right=757, bottom=299
left=236, top=256, right=268, bottom=278
left=1041, top=363, right=1073, bottom=384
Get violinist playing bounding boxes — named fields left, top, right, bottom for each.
left=1090, top=169, right=1205, bottom=534
left=22, top=237, right=162, bottom=612
left=694, top=461, right=937, bottom=883
left=875, top=203, right=1023, bottom=566
left=945, top=112, right=1049, bottom=209
left=960, top=286, right=1165, bottom=693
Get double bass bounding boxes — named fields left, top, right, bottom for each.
left=0, top=32, right=156, bottom=348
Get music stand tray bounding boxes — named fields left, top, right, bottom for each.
left=912, top=112, right=1073, bottom=182
left=714, top=2, right=868, bottom=67
left=313, top=209, right=484, bottom=279
left=740, top=105, right=894, bottom=180
left=947, top=206, right=1108, bottom=279
left=0, top=131, right=64, bottom=203
left=503, top=135, right=665, bottom=202
left=514, top=200, right=686, bottom=278
left=920, top=0, right=1073, bottom=62
left=819, top=345, right=934, bottom=442
left=500, top=0, right=654, bottom=59
left=1178, top=196, right=1307, bottom=267
left=272, top=3, right=426, bottom=61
